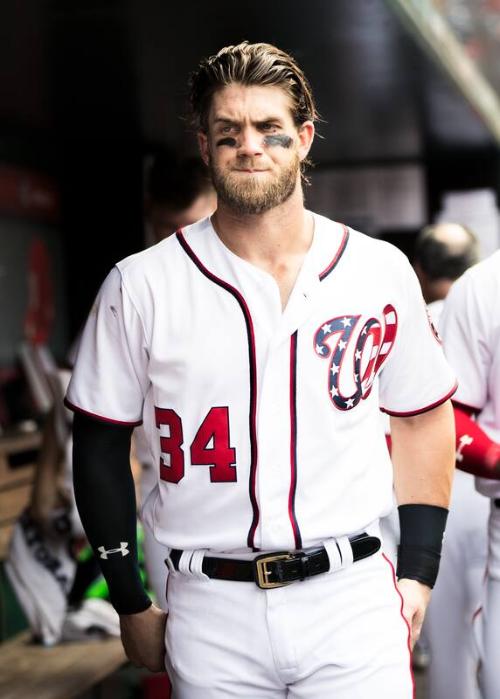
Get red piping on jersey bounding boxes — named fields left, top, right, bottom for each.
left=380, top=382, right=458, bottom=418
left=382, top=553, right=416, bottom=699
left=319, top=225, right=350, bottom=281
left=289, top=331, right=302, bottom=549
left=176, top=231, right=260, bottom=550
left=63, top=397, right=143, bottom=426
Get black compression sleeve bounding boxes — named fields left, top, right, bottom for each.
left=72, top=412, right=151, bottom=614
left=396, top=504, right=448, bottom=588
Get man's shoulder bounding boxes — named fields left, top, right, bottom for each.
left=349, top=227, right=407, bottom=260
left=466, top=249, right=500, bottom=282
left=116, top=218, right=211, bottom=280
left=450, top=249, right=500, bottom=300
left=442, top=251, right=500, bottom=337
left=314, top=213, right=409, bottom=268
left=115, top=238, right=172, bottom=275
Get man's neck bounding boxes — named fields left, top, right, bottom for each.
left=211, top=185, right=314, bottom=310
left=211, top=186, right=312, bottom=268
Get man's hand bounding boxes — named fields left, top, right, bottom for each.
left=397, top=578, right=432, bottom=649
left=119, top=603, right=168, bottom=673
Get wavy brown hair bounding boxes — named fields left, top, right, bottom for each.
left=189, top=41, right=318, bottom=132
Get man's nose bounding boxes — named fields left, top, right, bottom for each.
left=237, top=127, right=264, bottom=156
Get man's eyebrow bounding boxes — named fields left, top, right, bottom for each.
left=213, top=117, right=239, bottom=126
left=255, top=116, right=285, bottom=126
left=213, top=116, right=286, bottom=126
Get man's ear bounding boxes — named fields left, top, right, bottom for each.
left=198, top=131, right=209, bottom=166
left=297, top=121, right=315, bottom=162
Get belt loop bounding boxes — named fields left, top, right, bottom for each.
left=338, top=535, right=354, bottom=567
left=164, top=548, right=175, bottom=573
left=173, top=549, right=210, bottom=581
left=189, top=549, right=210, bottom=582
left=178, top=550, right=194, bottom=575
left=324, top=535, right=354, bottom=573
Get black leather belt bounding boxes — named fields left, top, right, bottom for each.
left=168, top=533, right=381, bottom=590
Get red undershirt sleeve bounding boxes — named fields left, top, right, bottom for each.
left=453, top=402, right=500, bottom=479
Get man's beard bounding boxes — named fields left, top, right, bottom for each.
left=209, top=153, right=300, bottom=215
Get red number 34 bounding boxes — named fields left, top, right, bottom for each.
left=155, top=406, right=237, bottom=484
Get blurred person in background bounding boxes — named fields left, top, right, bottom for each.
left=144, top=148, right=217, bottom=245
left=413, top=222, right=479, bottom=322
left=137, top=149, right=216, bottom=610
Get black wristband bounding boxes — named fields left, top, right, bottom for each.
left=396, top=504, right=448, bottom=588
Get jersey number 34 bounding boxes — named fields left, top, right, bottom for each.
left=155, top=406, right=236, bottom=484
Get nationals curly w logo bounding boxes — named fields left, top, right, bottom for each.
left=314, top=304, right=398, bottom=411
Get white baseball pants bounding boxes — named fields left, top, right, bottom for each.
left=163, top=549, right=413, bottom=698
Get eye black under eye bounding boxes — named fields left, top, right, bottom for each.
left=263, top=134, right=293, bottom=149
left=216, top=137, right=238, bottom=148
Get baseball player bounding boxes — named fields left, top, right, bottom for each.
left=439, top=250, right=500, bottom=699
left=66, top=42, right=456, bottom=697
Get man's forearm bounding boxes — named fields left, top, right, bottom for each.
left=72, top=413, right=151, bottom=614
left=390, top=400, right=455, bottom=588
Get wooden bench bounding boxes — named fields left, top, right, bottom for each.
left=0, top=630, right=127, bottom=699
left=0, top=429, right=41, bottom=558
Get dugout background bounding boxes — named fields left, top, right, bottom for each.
left=1, top=0, right=499, bottom=364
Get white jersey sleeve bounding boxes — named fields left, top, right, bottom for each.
left=65, top=266, right=149, bottom=425
left=439, top=270, right=491, bottom=412
left=379, top=255, right=457, bottom=416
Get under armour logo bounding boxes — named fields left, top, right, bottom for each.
left=456, top=434, right=473, bottom=462
left=98, top=542, right=130, bottom=560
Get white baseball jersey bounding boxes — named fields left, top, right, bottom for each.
left=66, top=214, right=456, bottom=553
left=440, top=250, right=500, bottom=499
